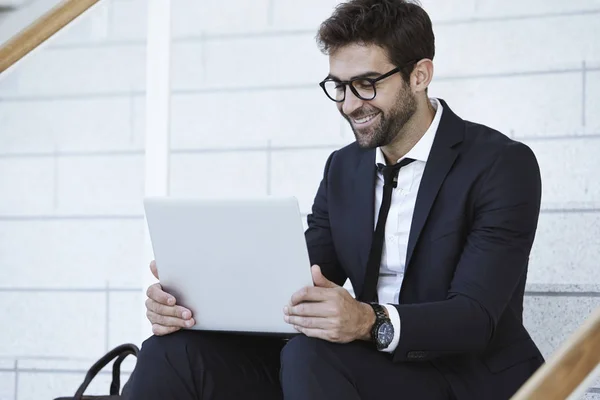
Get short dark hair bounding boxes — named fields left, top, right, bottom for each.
left=316, top=0, right=435, bottom=83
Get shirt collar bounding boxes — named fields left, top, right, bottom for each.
left=375, top=97, right=443, bottom=166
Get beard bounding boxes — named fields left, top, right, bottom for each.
left=343, top=86, right=417, bottom=149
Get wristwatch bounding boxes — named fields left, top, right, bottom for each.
left=369, top=303, right=394, bottom=350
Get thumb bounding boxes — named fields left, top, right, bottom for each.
left=311, top=265, right=337, bottom=288
left=150, top=260, right=159, bottom=280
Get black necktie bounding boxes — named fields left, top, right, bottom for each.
left=359, top=157, right=415, bottom=303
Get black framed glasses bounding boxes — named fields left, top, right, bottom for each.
left=319, top=61, right=417, bottom=103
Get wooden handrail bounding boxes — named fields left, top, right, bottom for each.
left=0, top=0, right=100, bottom=74
left=511, top=306, right=600, bottom=400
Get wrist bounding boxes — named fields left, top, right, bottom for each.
left=367, top=303, right=395, bottom=350
left=359, top=301, right=376, bottom=341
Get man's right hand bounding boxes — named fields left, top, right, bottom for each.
left=145, top=260, right=196, bottom=336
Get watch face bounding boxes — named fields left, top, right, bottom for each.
left=377, top=322, right=394, bottom=346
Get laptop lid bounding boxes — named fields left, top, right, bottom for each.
left=143, top=196, right=314, bottom=334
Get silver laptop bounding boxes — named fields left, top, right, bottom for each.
left=143, top=196, right=314, bottom=335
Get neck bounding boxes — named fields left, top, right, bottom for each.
left=381, top=97, right=435, bottom=164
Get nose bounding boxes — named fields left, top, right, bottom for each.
left=341, top=88, right=364, bottom=116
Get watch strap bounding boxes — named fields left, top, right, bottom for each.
left=369, top=303, right=391, bottom=350
left=370, top=303, right=387, bottom=320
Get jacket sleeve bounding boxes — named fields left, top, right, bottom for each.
left=392, top=141, right=542, bottom=363
left=304, top=150, right=347, bottom=286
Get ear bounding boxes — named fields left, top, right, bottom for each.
left=410, top=59, right=434, bottom=94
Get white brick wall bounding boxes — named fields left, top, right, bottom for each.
left=56, top=155, right=144, bottom=214
left=433, top=15, right=600, bottom=76
left=169, top=152, right=269, bottom=198
left=0, top=292, right=106, bottom=358
left=173, top=0, right=272, bottom=37
left=0, top=45, right=146, bottom=97
left=1, top=0, right=599, bottom=398
left=0, top=158, right=55, bottom=214
left=588, top=71, right=600, bottom=132
left=110, top=0, right=274, bottom=40
left=109, top=0, right=147, bottom=42
left=468, top=0, right=600, bottom=17
left=526, top=138, right=600, bottom=206
left=430, top=72, right=586, bottom=138
left=170, top=90, right=347, bottom=150
left=529, top=213, right=600, bottom=284
left=270, top=149, right=338, bottom=213
left=108, top=292, right=143, bottom=350
left=0, top=97, right=143, bottom=153
left=0, top=220, right=144, bottom=288
left=171, top=35, right=327, bottom=91
left=0, top=365, right=14, bottom=400
left=270, top=0, right=342, bottom=31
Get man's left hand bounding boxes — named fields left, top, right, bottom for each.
left=283, top=265, right=375, bottom=343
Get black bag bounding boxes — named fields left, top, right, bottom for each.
left=54, top=343, right=139, bottom=400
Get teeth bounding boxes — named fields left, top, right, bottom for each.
left=353, top=113, right=378, bottom=124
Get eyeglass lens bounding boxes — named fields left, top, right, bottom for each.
left=323, top=79, right=376, bottom=101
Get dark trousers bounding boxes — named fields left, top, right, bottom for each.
left=125, top=330, right=452, bottom=400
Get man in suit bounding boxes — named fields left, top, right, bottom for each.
left=126, top=0, right=544, bottom=399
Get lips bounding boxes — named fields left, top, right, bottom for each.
left=352, top=112, right=379, bottom=124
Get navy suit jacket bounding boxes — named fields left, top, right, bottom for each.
left=305, top=99, right=545, bottom=399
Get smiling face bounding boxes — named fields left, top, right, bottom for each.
left=329, top=44, right=417, bottom=149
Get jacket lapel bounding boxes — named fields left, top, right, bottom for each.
left=404, top=100, right=464, bottom=270
left=352, top=149, right=376, bottom=298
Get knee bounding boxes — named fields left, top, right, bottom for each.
left=280, top=335, right=326, bottom=371
left=137, top=330, right=197, bottom=362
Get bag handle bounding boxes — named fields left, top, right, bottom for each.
left=109, top=350, right=136, bottom=395
left=73, top=343, right=139, bottom=400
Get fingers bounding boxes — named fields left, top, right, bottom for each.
left=290, top=286, right=332, bottom=306
left=152, top=324, right=181, bottom=336
left=284, top=315, right=331, bottom=330
left=146, top=282, right=175, bottom=306
left=150, top=260, right=159, bottom=280
left=293, top=326, right=332, bottom=341
left=145, top=298, right=192, bottom=319
left=311, top=265, right=338, bottom=288
left=284, top=303, right=334, bottom=318
left=146, top=310, right=196, bottom=329
left=145, top=281, right=196, bottom=335
left=145, top=261, right=204, bottom=336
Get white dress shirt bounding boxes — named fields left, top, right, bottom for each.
left=377, top=98, right=444, bottom=353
